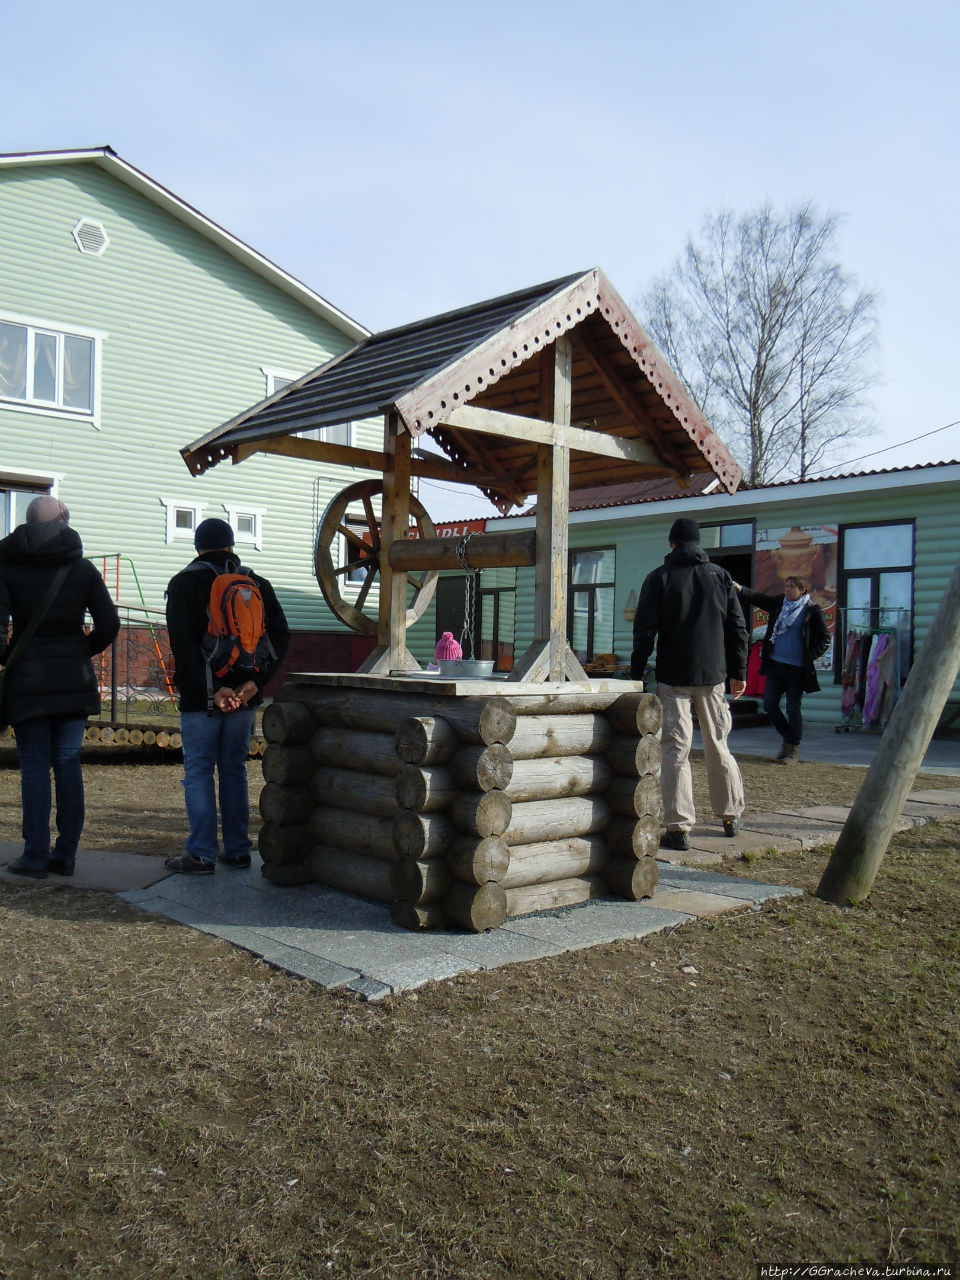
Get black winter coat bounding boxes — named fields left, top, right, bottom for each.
left=737, top=586, right=831, bottom=694
left=0, top=522, right=120, bottom=725
left=630, top=543, right=748, bottom=686
left=165, top=551, right=291, bottom=713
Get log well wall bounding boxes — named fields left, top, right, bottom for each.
left=258, top=677, right=661, bottom=931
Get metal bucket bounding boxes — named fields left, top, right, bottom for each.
left=437, top=658, right=496, bottom=679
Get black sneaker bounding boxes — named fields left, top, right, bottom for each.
left=722, top=818, right=742, bottom=838
left=217, top=853, right=252, bottom=868
left=660, top=830, right=690, bottom=852
left=6, top=857, right=48, bottom=880
left=164, top=853, right=215, bottom=875
left=47, top=858, right=75, bottom=876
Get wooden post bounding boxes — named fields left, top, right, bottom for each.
left=510, top=337, right=576, bottom=683
left=359, top=412, right=417, bottom=674
left=817, top=558, right=960, bottom=905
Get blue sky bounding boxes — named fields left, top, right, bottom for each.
left=5, top=0, right=958, bottom=518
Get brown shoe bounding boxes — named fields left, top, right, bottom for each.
left=776, top=742, right=799, bottom=764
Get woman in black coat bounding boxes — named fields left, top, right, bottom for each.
left=734, top=574, right=831, bottom=763
left=0, top=497, right=119, bottom=878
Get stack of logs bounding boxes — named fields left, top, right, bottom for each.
left=258, top=681, right=662, bottom=932
left=0, top=723, right=265, bottom=754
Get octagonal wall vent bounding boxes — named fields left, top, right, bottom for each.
left=72, top=219, right=109, bottom=256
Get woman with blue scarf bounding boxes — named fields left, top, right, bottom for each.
left=733, top=575, right=831, bottom=763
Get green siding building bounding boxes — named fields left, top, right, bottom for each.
left=0, top=146, right=380, bottom=677
left=406, top=462, right=960, bottom=732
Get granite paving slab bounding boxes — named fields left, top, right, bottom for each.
left=421, top=926, right=567, bottom=968
left=738, top=814, right=841, bottom=848
left=0, top=841, right=170, bottom=892
left=787, top=805, right=914, bottom=832
left=655, top=867, right=803, bottom=904
left=657, top=846, right=725, bottom=867
left=908, top=788, right=960, bottom=805
left=685, top=829, right=803, bottom=856
left=500, top=901, right=695, bottom=950
left=900, top=799, right=960, bottom=821
left=646, top=888, right=751, bottom=916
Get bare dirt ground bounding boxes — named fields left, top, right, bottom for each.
left=0, top=745, right=958, bottom=1279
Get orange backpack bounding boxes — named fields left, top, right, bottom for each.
left=193, top=564, right=277, bottom=709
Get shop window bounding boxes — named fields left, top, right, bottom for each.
left=839, top=520, right=914, bottom=679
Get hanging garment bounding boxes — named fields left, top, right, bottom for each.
left=863, top=633, right=896, bottom=728
left=840, top=631, right=862, bottom=716
left=877, top=638, right=898, bottom=725
left=855, top=633, right=874, bottom=715
left=745, top=640, right=766, bottom=696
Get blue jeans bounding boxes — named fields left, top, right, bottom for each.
left=179, top=709, right=254, bottom=863
left=763, top=660, right=807, bottom=745
left=14, top=716, right=88, bottom=870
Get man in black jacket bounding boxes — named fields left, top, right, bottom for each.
left=0, top=496, right=119, bottom=878
left=630, top=517, right=748, bottom=852
left=164, top=518, right=290, bottom=874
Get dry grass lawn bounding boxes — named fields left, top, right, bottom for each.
left=0, top=745, right=957, bottom=1278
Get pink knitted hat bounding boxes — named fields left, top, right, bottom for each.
left=434, top=631, right=463, bottom=661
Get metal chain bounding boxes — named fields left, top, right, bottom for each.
left=456, top=533, right=482, bottom=659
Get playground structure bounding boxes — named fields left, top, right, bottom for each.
left=179, top=270, right=742, bottom=928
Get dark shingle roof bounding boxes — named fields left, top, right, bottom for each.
left=182, top=269, right=742, bottom=510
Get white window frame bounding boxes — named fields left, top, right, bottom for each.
left=262, top=367, right=297, bottom=398
left=161, top=498, right=204, bottom=545
left=0, top=467, right=63, bottom=539
left=223, top=504, right=265, bottom=551
left=0, top=309, right=105, bottom=428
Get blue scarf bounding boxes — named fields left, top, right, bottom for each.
left=771, top=593, right=810, bottom=640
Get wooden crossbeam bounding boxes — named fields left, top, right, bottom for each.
left=439, top=404, right=663, bottom=468
left=235, top=434, right=516, bottom=494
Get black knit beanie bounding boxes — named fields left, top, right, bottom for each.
left=194, top=518, right=235, bottom=551
left=668, top=517, right=700, bottom=544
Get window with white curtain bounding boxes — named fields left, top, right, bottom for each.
left=0, top=315, right=98, bottom=417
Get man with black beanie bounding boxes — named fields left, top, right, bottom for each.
left=164, top=518, right=289, bottom=874
left=630, top=516, right=748, bottom=851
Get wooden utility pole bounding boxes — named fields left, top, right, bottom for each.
left=817, top=558, right=960, bottom=905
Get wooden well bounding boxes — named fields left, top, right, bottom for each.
left=182, top=270, right=743, bottom=929
left=259, top=672, right=662, bottom=931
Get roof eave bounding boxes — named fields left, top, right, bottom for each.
left=0, top=147, right=369, bottom=343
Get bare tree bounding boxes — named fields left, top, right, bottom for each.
left=642, top=204, right=878, bottom=485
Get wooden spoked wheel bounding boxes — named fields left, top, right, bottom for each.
left=314, top=479, right=439, bottom=635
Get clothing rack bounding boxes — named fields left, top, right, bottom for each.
left=835, top=607, right=910, bottom=734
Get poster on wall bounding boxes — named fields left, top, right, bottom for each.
left=751, top=525, right=838, bottom=672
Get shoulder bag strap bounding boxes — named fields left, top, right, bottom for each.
left=1, top=564, right=72, bottom=672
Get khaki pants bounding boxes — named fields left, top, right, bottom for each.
left=658, top=682, right=744, bottom=832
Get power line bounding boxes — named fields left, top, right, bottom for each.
left=806, top=418, right=960, bottom=476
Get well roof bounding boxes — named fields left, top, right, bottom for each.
left=182, top=268, right=742, bottom=511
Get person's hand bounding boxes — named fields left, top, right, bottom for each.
left=213, top=686, right=242, bottom=712
left=235, top=680, right=258, bottom=705
left=731, top=581, right=742, bottom=591
left=729, top=679, right=746, bottom=701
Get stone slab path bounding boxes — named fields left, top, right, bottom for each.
left=2, top=786, right=958, bottom=1001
